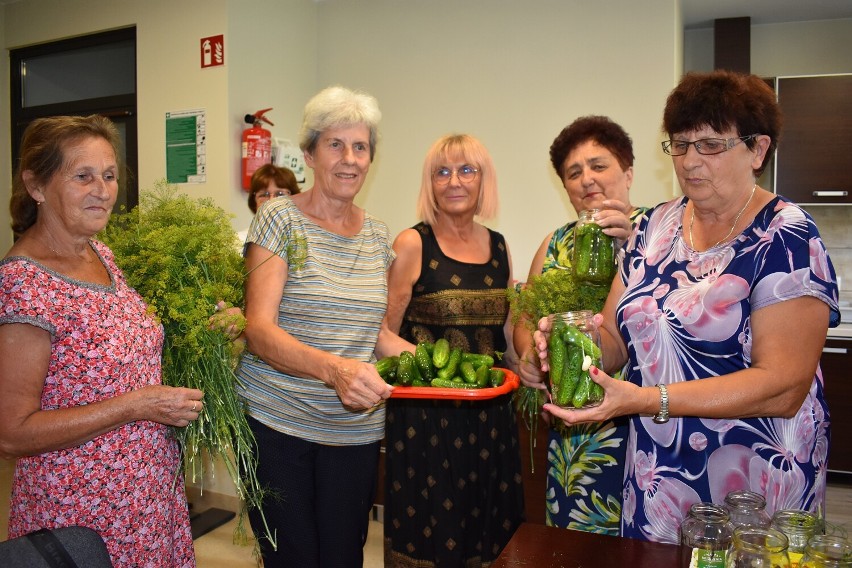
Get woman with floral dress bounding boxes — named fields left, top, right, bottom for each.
left=0, top=115, right=201, bottom=567
left=514, top=116, right=647, bottom=534
left=535, top=71, right=839, bottom=543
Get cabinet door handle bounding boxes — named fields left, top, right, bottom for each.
left=812, top=191, right=848, bottom=197
left=823, top=346, right=848, bottom=354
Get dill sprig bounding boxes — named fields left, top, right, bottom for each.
left=99, top=180, right=275, bottom=555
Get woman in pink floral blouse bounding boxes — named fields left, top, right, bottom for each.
left=0, top=115, right=202, bottom=567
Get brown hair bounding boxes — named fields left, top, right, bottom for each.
left=247, top=164, right=300, bottom=213
left=549, top=116, right=634, bottom=178
left=662, top=70, right=781, bottom=176
left=10, top=114, right=122, bottom=235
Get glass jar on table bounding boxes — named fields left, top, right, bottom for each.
left=800, top=535, right=852, bottom=568
left=680, top=502, right=735, bottom=568
left=772, top=509, right=824, bottom=567
left=725, top=525, right=791, bottom=567
left=724, top=489, right=772, bottom=529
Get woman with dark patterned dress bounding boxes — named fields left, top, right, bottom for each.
left=383, top=134, right=524, bottom=567
left=513, top=116, right=647, bottom=534
left=0, top=115, right=199, bottom=567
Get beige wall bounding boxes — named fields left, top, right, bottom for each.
left=225, top=0, right=319, bottom=234
left=316, top=0, right=680, bottom=279
left=1, top=0, right=681, bottom=280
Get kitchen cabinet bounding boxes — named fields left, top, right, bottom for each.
left=774, top=74, right=852, bottom=204
left=823, top=337, right=852, bottom=474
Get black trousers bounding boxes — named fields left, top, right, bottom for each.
left=247, top=416, right=380, bottom=568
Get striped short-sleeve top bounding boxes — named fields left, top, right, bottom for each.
left=236, top=197, right=395, bottom=445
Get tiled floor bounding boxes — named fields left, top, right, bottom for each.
left=0, top=458, right=383, bottom=567
left=191, top=514, right=385, bottom=567
left=2, top=457, right=850, bottom=566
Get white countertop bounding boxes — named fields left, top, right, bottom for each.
left=827, top=323, right=852, bottom=339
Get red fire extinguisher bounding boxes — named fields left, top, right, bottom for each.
left=241, top=108, right=274, bottom=191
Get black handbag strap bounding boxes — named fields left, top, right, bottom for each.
left=25, top=529, right=80, bottom=568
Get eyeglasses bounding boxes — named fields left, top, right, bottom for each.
left=255, top=190, right=290, bottom=199
left=661, top=134, right=758, bottom=156
left=433, top=165, right=479, bottom=186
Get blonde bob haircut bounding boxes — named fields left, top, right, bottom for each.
left=298, top=85, right=382, bottom=162
left=416, top=134, right=498, bottom=226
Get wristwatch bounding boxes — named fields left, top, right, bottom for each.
left=652, top=384, right=669, bottom=424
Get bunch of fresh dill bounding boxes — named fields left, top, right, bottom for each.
left=99, top=180, right=274, bottom=551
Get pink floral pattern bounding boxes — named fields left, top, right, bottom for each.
left=617, top=197, right=838, bottom=543
left=0, top=241, right=194, bottom=567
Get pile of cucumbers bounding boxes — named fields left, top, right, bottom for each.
left=549, top=321, right=604, bottom=408
left=376, top=338, right=506, bottom=389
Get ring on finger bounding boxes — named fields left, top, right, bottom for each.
left=192, top=401, right=197, bottom=412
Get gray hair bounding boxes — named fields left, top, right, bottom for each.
left=298, top=86, right=382, bottom=161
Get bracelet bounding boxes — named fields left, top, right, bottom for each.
left=652, top=384, right=669, bottom=424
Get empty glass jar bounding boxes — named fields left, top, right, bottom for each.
left=800, top=535, right=852, bottom=567
left=726, top=525, right=791, bottom=567
left=681, top=502, right=735, bottom=568
left=572, top=209, right=616, bottom=285
left=724, top=489, right=772, bottom=529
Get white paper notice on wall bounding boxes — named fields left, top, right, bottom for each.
left=272, top=138, right=306, bottom=183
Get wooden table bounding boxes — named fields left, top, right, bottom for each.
left=493, top=523, right=684, bottom=567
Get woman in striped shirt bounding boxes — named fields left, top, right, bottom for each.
left=237, top=86, right=414, bottom=568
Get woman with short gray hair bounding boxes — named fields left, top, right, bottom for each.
left=237, top=85, right=413, bottom=567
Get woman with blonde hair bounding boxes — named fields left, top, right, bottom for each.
left=383, top=134, right=524, bottom=567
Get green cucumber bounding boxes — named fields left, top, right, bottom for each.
left=436, top=347, right=462, bottom=379
left=375, top=356, right=398, bottom=380
left=475, top=364, right=490, bottom=388
left=397, top=351, right=417, bottom=386
left=461, top=353, right=495, bottom=369
left=488, top=368, right=506, bottom=388
left=415, top=343, right=435, bottom=380
left=430, top=378, right=481, bottom=389
left=432, top=338, right=451, bottom=369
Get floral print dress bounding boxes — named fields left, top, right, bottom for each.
left=541, top=207, right=648, bottom=535
left=616, top=196, right=839, bottom=543
left=0, top=241, right=194, bottom=568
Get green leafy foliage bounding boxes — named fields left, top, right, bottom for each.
left=100, top=180, right=244, bottom=340
left=99, top=180, right=274, bottom=552
left=507, top=267, right=609, bottom=330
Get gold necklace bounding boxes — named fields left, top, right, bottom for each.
left=689, top=184, right=756, bottom=250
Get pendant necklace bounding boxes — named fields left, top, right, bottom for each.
left=689, top=184, right=756, bottom=251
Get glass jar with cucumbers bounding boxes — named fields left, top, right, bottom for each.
left=547, top=310, right=604, bottom=409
